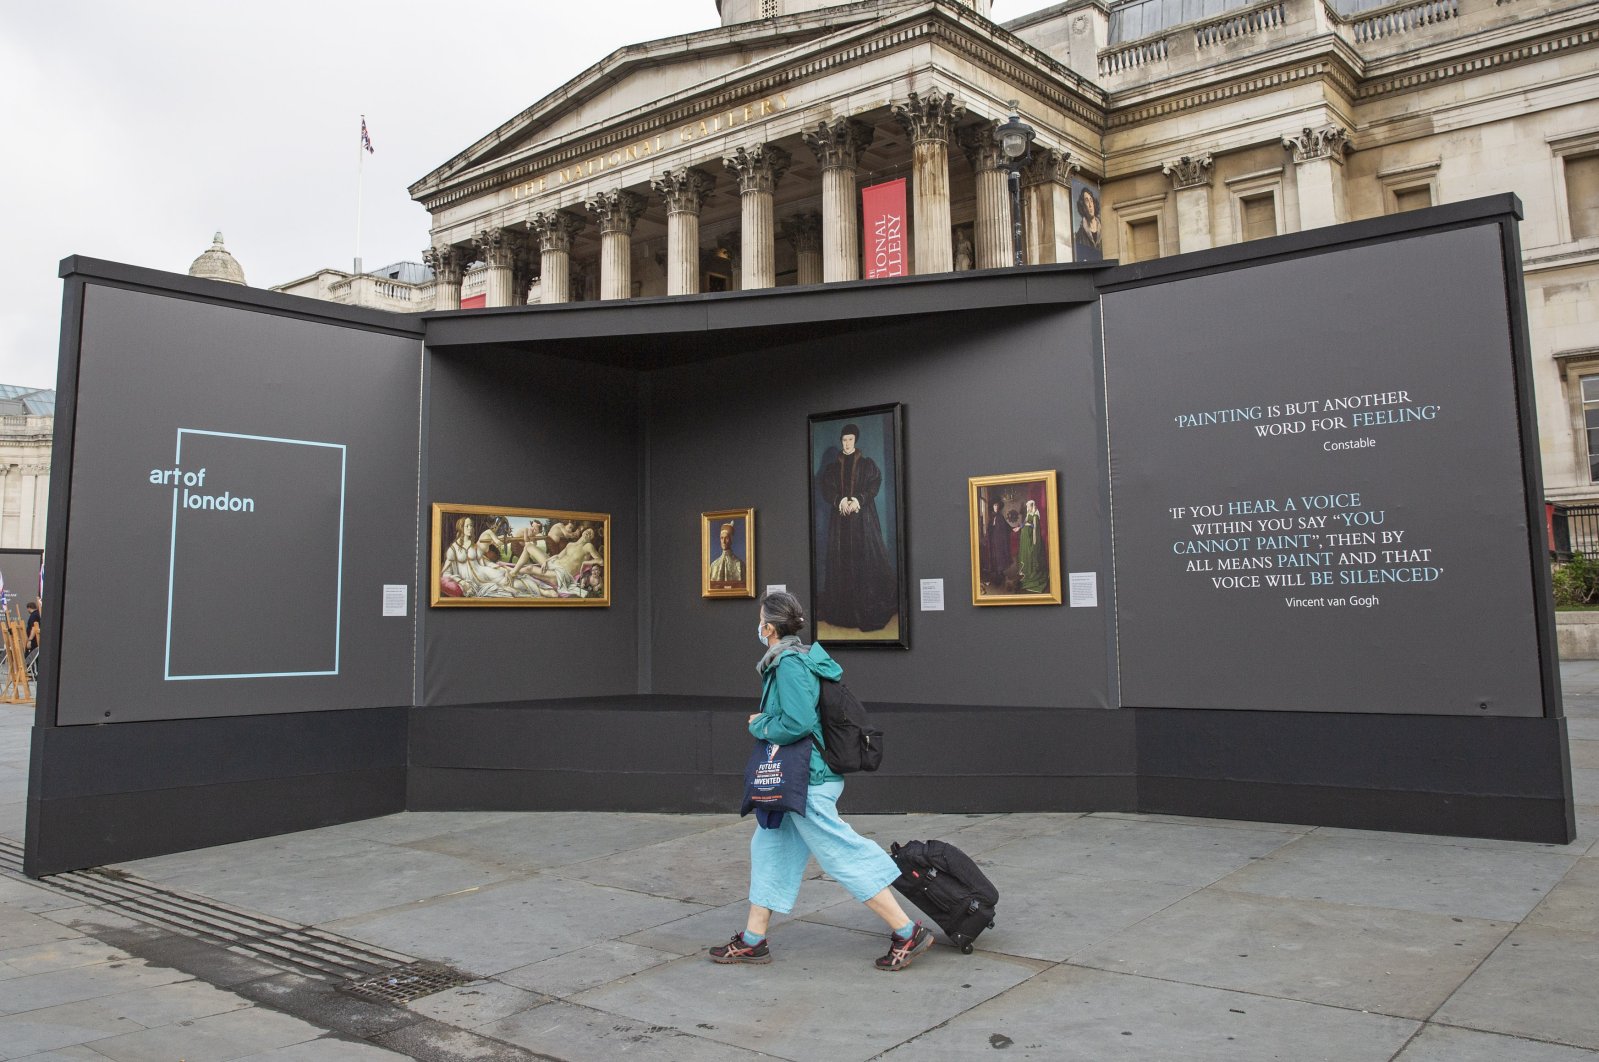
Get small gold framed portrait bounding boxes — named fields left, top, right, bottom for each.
left=702, top=508, right=755, bottom=598
left=969, top=471, right=1063, bottom=606
left=431, top=503, right=610, bottom=607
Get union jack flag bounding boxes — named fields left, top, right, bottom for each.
left=360, top=117, right=375, bottom=155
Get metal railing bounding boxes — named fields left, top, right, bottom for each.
left=1552, top=503, right=1599, bottom=560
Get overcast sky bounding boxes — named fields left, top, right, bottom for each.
left=1, top=0, right=1043, bottom=389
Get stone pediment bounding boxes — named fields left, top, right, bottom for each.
left=410, top=2, right=901, bottom=204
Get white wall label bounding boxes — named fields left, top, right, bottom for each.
left=382, top=584, right=408, bottom=617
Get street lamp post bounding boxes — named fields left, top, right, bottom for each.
left=994, top=103, right=1036, bottom=268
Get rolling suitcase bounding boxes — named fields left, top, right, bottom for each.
left=889, top=839, right=999, bottom=954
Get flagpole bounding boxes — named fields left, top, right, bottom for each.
left=354, top=115, right=366, bottom=275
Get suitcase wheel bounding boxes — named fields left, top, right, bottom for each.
left=961, top=943, right=974, bottom=955
left=987, top=920, right=995, bottom=929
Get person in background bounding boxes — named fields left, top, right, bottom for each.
left=25, top=599, right=41, bottom=652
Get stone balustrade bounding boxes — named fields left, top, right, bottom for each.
left=1343, top=0, right=1460, bottom=42
left=1194, top=1, right=1289, bottom=49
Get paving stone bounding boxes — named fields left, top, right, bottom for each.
left=0, top=938, right=131, bottom=978
left=980, top=815, right=1300, bottom=887
left=369, top=1017, right=553, bottom=1061
left=1089, top=811, right=1316, bottom=834
left=1312, top=823, right=1592, bottom=857
left=325, top=874, right=706, bottom=977
left=1394, top=1023, right=1599, bottom=1060
left=548, top=820, right=764, bottom=907
left=85, top=1005, right=326, bottom=1062
left=401, top=812, right=730, bottom=873
left=1433, top=923, right=1599, bottom=1049
left=116, top=838, right=516, bottom=926
left=0, top=908, right=82, bottom=953
left=7, top=1046, right=111, bottom=1062
left=618, top=876, right=858, bottom=957
left=1217, top=833, right=1577, bottom=921
left=0, top=1002, right=139, bottom=1060
left=304, top=811, right=533, bottom=847
left=1571, top=739, right=1599, bottom=770
left=0, top=960, right=193, bottom=1017
left=405, top=980, right=546, bottom=1030
left=480, top=999, right=799, bottom=1062
left=941, top=813, right=1087, bottom=856
left=569, top=919, right=1043, bottom=1062
left=1575, top=768, right=1599, bottom=807
left=1526, top=856, right=1599, bottom=934
left=841, top=812, right=1005, bottom=850
left=0, top=877, right=90, bottom=915
left=803, top=864, right=1196, bottom=963
left=874, top=965, right=1418, bottom=1061
left=497, top=939, right=677, bottom=997
left=1071, top=888, right=1510, bottom=1019
left=231, top=1039, right=414, bottom=1062
left=0, top=980, right=251, bottom=1060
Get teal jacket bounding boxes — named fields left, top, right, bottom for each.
left=750, top=642, right=844, bottom=786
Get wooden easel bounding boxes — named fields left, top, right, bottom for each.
left=1, top=608, right=31, bottom=703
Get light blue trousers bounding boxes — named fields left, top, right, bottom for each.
left=748, top=779, right=901, bottom=913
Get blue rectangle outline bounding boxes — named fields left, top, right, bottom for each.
left=164, top=428, right=347, bottom=681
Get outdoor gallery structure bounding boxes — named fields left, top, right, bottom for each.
left=26, top=197, right=1575, bottom=877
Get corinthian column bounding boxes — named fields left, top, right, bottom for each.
left=780, top=212, right=823, bottom=286
left=473, top=229, right=524, bottom=307
left=802, top=117, right=875, bottom=282
left=723, top=144, right=791, bottom=290
left=958, top=121, right=1012, bottom=270
left=423, top=244, right=467, bottom=310
left=1021, top=149, right=1079, bottom=264
left=528, top=210, right=586, bottom=304
left=650, top=168, right=716, bottom=296
left=1161, top=153, right=1214, bottom=254
left=893, top=91, right=965, bottom=274
left=583, top=190, right=646, bottom=300
left=1283, top=125, right=1349, bottom=231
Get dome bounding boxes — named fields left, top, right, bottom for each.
left=188, top=232, right=247, bottom=285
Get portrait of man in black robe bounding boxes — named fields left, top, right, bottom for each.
left=816, top=420, right=899, bottom=635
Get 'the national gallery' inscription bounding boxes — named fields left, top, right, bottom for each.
left=511, top=93, right=794, bottom=200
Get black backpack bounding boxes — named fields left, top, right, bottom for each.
left=816, top=676, right=883, bottom=774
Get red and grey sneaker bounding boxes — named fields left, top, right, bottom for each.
left=875, top=922, right=934, bottom=971
left=709, top=932, right=771, bottom=964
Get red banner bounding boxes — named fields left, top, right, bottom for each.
left=861, top=178, right=908, bottom=279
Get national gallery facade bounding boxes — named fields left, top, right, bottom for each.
left=284, top=0, right=1599, bottom=502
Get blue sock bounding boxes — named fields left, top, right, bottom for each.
left=742, top=930, right=766, bottom=946
left=893, top=921, right=915, bottom=940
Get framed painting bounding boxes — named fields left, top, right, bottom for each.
left=430, top=503, right=610, bottom=607
left=702, top=508, right=755, bottom=598
left=808, top=403, right=909, bottom=648
left=969, top=471, right=1062, bottom=606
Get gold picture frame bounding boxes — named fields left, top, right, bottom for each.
left=430, top=503, right=610, bottom=607
left=969, top=471, right=1062, bottom=606
left=701, top=508, right=755, bottom=598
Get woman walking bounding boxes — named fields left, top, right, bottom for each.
left=711, top=591, right=933, bottom=971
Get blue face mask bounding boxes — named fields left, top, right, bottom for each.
left=757, top=621, right=769, bottom=646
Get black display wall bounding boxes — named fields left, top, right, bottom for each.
left=0, top=549, right=42, bottom=616
left=27, top=261, right=424, bottom=877
left=418, top=347, right=643, bottom=706
left=29, top=196, right=1573, bottom=877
